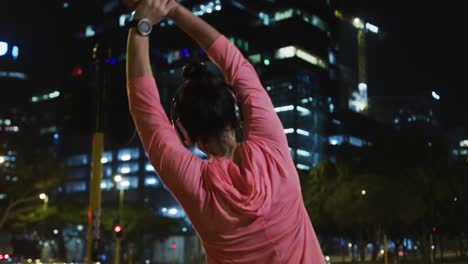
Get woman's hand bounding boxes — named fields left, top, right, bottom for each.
left=133, top=0, right=179, bottom=25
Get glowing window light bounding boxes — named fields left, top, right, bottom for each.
left=284, top=128, right=294, bottom=134
left=365, top=23, right=379, bottom=33
left=85, top=25, right=95, bottom=38
left=274, top=105, right=294, bottom=112
left=275, top=46, right=296, bottom=59
left=296, top=106, right=311, bottom=115
left=432, top=91, right=440, bottom=100
left=49, top=91, right=60, bottom=98
left=248, top=54, right=261, bottom=64
left=145, top=163, right=154, bottom=171
left=101, top=157, right=108, bottom=164
left=100, top=182, right=108, bottom=189
left=120, top=167, right=131, bottom=174
left=121, top=180, right=130, bottom=187
left=12, top=46, right=19, bottom=59
left=145, top=177, right=158, bottom=185
left=0, top=42, right=7, bottom=56
left=215, top=5, right=221, bottom=11
left=296, top=49, right=318, bottom=65
left=296, top=129, right=310, bottom=136
left=120, top=154, right=131, bottom=161
left=168, top=208, right=178, bottom=215
left=31, top=97, right=39, bottom=102
left=274, top=9, right=294, bottom=21
left=296, top=149, right=311, bottom=157
left=358, top=83, right=368, bottom=91
left=301, top=98, right=309, bottom=104
left=119, top=14, right=132, bottom=27
left=296, top=164, right=310, bottom=170
left=460, top=140, right=468, bottom=147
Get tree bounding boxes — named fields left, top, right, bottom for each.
left=0, top=150, right=65, bottom=231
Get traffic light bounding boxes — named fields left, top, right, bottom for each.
left=114, top=224, right=123, bottom=239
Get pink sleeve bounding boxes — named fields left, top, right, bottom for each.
left=127, top=76, right=207, bottom=205
left=206, top=35, right=288, bottom=148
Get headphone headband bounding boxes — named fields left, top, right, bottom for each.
left=170, top=79, right=243, bottom=146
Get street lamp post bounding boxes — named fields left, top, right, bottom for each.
left=113, top=175, right=129, bottom=264
left=39, top=193, right=48, bottom=211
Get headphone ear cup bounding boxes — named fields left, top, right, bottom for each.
left=175, top=120, right=193, bottom=146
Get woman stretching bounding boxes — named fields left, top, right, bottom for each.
left=126, top=0, right=325, bottom=262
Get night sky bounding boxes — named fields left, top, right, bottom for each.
left=340, top=0, right=468, bottom=128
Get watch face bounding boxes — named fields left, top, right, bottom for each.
left=138, top=19, right=152, bottom=36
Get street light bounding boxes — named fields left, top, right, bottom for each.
left=39, top=193, right=48, bottom=210
left=113, top=174, right=122, bottom=183
left=0, top=156, right=5, bottom=164
left=361, top=190, right=367, bottom=196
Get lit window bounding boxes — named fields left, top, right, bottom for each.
left=296, top=49, right=318, bottom=65
left=101, top=151, right=112, bottom=164
left=296, top=164, right=310, bottom=170
left=0, top=41, right=7, bottom=56
left=160, top=206, right=185, bottom=218
left=274, top=105, right=294, bottom=112
left=284, top=128, right=294, bottom=134
left=100, top=179, right=113, bottom=190
left=12, top=46, right=19, bottom=60
left=275, top=46, right=296, bottom=59
left=145, top=163, right=154, bottom=172
left=328, top=51, right=336, bottom=64
left=296, top=106, right=311, bottom=116
left=349, top=136, right=366, bottom=147
left=85, top=25, right=95, bottom=38
left=144, top=176, right=159, bottom=186
left=296, top=129, right=310, bottom=136
left=365, top=23, right=379, bottom=33
left=274, top=9, right=294, bottom=21
left=31, top=91, right=61, bottom=103
left=248, top=54, right=261, bottom=64
left=119, top=14, right=132, bottom=27
left=274, top=46, right=328, bottom=69
left=118, top=148, right=139, bottom=161
left=117, top=177, right=138, bottom=190
left=117, top=162, right=138, bottom=174
left=311, top=15, right=327, bottom=31
left=460, top=140, right=468, bottom=147
left=329, top=135, right=344, bottom=145
left=296, top=149, right=311, bottom=157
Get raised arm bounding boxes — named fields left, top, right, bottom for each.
left=126, top=0, right=206, bottom=205
left=168, top=5, right=288, bottom=147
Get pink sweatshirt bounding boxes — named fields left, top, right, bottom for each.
left=127, top=35, right=325, bottom=264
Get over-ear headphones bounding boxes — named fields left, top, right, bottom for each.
left=170, top=63, right=243, bottom=146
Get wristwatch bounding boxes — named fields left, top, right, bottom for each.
left=128, top=18, right=153, bottom=36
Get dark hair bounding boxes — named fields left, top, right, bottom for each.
left=177, top=62, right=239, bottom=143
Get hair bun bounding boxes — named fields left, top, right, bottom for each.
left=183, top=62, right=208, bottom=80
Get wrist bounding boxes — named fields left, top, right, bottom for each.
left=167, top=3, right=182, bottom=20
